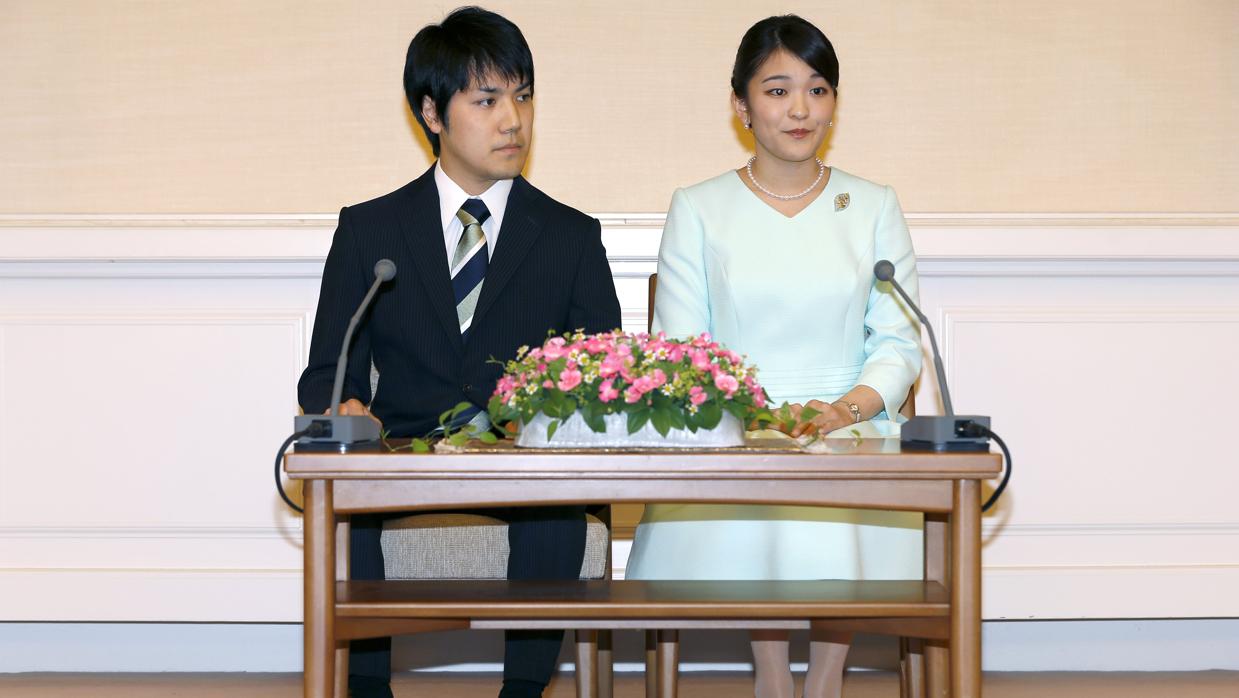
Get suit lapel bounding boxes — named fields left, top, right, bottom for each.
left=398, top=168, right=465, bottom=353
left=471, top=176, right=543, bottom=330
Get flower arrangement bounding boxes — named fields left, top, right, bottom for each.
left=488, top=330, right=770, bottom=442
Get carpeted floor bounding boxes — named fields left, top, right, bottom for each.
left=0, top=671, right=1236, bottom=697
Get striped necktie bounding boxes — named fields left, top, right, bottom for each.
left=452, top=198, right=490, bottom=342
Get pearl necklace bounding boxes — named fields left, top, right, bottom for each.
left=745, top=156, right=826, bottom=201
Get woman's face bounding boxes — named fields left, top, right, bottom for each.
left=735, top=49, right=836, bottom=164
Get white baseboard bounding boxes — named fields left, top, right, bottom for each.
left=2, top=619, right=1237, bottom=673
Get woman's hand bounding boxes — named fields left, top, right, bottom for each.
left=789, top=399, right=854, bottom=438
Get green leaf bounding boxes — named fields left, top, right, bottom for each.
left=627, top=408, right=651, bottom=434
left=581, top=404, right=607, bottom=434
left=723, top=400, right=749, bottom=422
left=478, top=431, right=499, bottom=445
left=799, top=406, right=822, bottom=423
left=411, top=439, right=431, bottom=453
left=448, top=432, right=469, bottom=447
left=683, top=410, right=700, bottom=432
left=439, top=401, right=472, bottom=426
left=546, top=419, right=560, bottom=441
left=669, top=404, right=688, bottom=431
left=651, top=407, right=672, bottom=437
left=697, top=401, right=723, bottom=429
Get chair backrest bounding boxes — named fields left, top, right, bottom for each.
left=647, top=272, right=917, bottom=419
left=647, top=273, right=658, bottom=332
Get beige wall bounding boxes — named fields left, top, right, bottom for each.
left=1, top=0, right=1235, bottom=214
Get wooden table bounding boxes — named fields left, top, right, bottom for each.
left=285, top=438, right=1002, bottom=698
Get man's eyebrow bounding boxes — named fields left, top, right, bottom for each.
left=474, top=80, right=533, bottom=94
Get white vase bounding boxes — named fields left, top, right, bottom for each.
left=515, top=411, right=744, bottom=449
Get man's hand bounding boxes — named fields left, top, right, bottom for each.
left=327, top=399, right=382, bottom=427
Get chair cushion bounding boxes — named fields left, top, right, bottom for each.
left=380, top=513, right=608, bottom=580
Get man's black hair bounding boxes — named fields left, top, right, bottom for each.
left=404, top=6, right=534, bottom=156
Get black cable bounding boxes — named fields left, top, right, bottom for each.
left=957, top=422, right=1012, bottom=513
left=275, top=430, right=308, bottom=514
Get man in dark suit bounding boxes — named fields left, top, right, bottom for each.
left=297, top=8, right=621, bottom=698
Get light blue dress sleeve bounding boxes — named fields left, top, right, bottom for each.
left=856, top=185, right=923, bottom=418
left=651, top=188, right=710, bottom=338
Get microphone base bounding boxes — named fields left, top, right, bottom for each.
left=294, top=414, right=383, bottom=452
left=900, top=415, right=991, bottom=452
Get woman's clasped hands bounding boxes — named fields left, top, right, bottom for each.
left=779, top=399, right=855, bottom=438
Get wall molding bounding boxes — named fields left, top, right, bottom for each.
left=0, top=525, right=300, bottom=540
left=3, top=213, right=1239, bottom=269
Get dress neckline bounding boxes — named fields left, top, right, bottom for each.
left=731, top=166, right=835, bottom=221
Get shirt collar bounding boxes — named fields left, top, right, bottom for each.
left=435, top=162, right=513, bottom=234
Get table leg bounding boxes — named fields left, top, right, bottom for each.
left=644, top=630, right=657, bottom=698
left=656, top=630, right=678, bottom=698
left=334, top=517, right=350, bottom=698
left=901, top=638, right=926, bottom=698
left=951, top=480, right=981, bottom=697
left=575, top=630, right=600, bottom=698
left=303, top=480, right=335, bottom=698
left=926, top=642, right=950, bottom=698
left=924, top=513, right=951, bottom=698
left=598, top=629, right=614, bottom=698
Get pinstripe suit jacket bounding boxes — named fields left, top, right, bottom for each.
left=298, top=167, right=622, bottom=436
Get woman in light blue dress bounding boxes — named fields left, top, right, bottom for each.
left=625, top=16, right=923, bottom=698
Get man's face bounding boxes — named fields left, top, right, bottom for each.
left=422, top=73, right=533, bottom=194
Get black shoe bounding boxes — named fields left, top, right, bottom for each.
left=498, top=678, right=544, bottom=698
left=348, top=674, right=394, bottom=698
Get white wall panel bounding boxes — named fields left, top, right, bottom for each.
left=1, top=214, right=1237, bottom=623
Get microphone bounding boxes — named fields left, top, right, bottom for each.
left=874, top=260, right=990, bottom=451
left=294, top=259, right=397, bottom=451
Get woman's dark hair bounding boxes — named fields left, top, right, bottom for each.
left=730, top=15, right=839, bottom=100
left=404, top=7, right=534, bottom=156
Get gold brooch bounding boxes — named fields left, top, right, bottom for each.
left=834, top=193, right=850, bottom=211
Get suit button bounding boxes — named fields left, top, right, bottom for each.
left=463, top=383, right=473, bottom=393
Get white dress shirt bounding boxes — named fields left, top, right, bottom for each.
left=435, top=162, right=513, bottom=266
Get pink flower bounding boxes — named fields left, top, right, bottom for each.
left=599, top=354, right=624, bottom=378
left=584, top=337, right=609, bottom=354
left=598, top=379, right=619, bottom=403
left=668, top=345, right=685, bottom=362
left=624, top=386, right=644, bottom=404
left=634, top=375, right=656, bottom=394
left=690, top=349, right=711, bottom=371
left=651, top=369, right=668, bottom=388
left=542, top=337, right=568, bottom=360
left=753, top=391, right=767, bottom=408
left=557, top=367, right=582, bottom=391
left=714, top=373, right=739, bottom=396
left=542, top=379, right=555, bottom=389
left=495, top=375, right=517, bottom=396
left=689, top=386, right=708, bottom=406
left=618, top=359, right=636, bottom=381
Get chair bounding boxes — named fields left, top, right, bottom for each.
left=368, top=511, right=616, bottom=698
left=643, top=272, right=930, bottom=698
left=333, top=368, right=617, bottom=698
